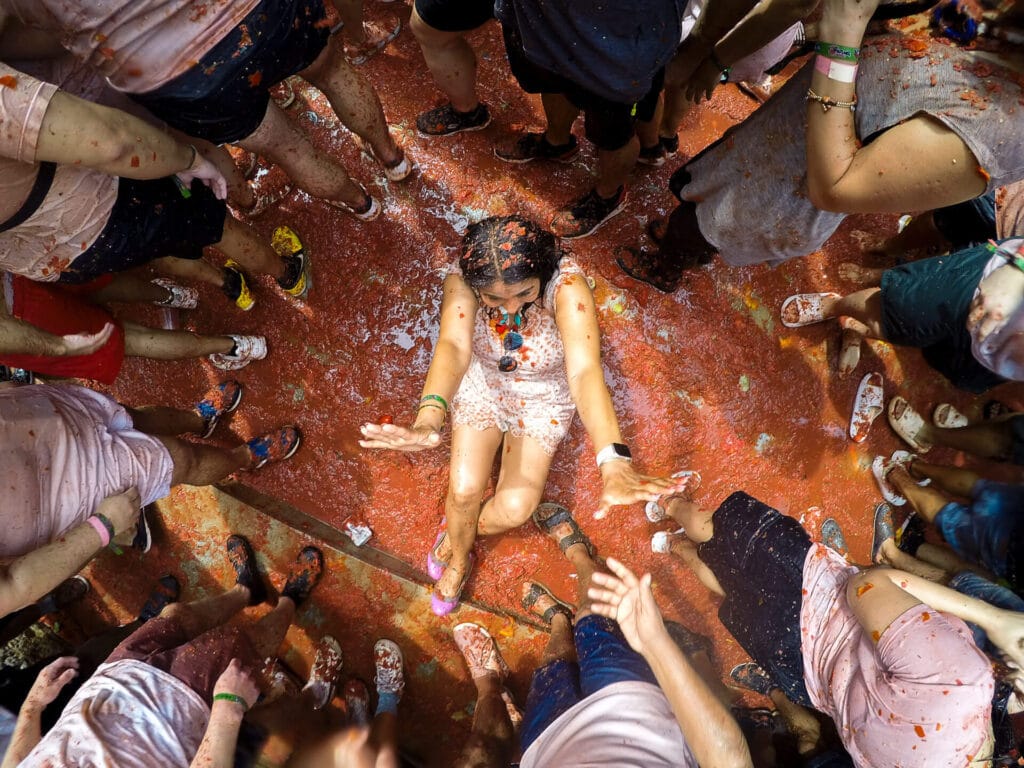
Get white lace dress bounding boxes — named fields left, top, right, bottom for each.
left=447, top=257, right=584, bottom=455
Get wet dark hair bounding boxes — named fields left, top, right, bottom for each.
left=459, top=216, right=561, bottom=302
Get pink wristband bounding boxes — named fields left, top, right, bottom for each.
left=814, top=55, right=858, bottom=83
left=86, top=516, right=110, bottom=547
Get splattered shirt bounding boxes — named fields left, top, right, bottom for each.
left=971, top=237, right=1024, bottom=382
left=2, top=0, right=259, bottom=94
left=800, top=544, right=994, bottom=767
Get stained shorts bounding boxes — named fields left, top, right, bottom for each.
left=414, top=0, right=495, bottom=33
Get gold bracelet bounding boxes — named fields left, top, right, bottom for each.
left=806, top=88, right=857, bottom=113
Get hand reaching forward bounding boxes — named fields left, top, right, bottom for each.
left=176, top=151, right=228, bottom=201
left=588, top=557, right=667, bottom=655
left=358, top=422, right=442, bottom=452
left=596, top=462, right=687, bottom=520
left=213, top=658, right=260, bottom=711
left=25, top=657, right=79, bottom=712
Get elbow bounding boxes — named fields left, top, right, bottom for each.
left=806, top=180, right=847, bottom=213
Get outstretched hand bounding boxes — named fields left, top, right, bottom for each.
left=596, top=463, right=687, bottom=520
left=25, top=657, right=79, bottom=711
left=358, top=422, right=442, bottom=452
left=588, top=557, right=666, bottom=654
left=967, top=260, right=1024, bottom=342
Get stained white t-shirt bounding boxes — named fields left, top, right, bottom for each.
left=519, top=681, right=698, bottom=767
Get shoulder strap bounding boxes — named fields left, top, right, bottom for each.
left=0, top=162, right=56, bottom=234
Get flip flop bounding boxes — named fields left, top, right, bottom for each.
left=933, top=403, right=969, bottom=429
left=871, top=455, right=907, bottom=506
left=887, top=396, right=933, bottom=452
left=849, top=372, right=884, bottom=443
left=426, top=518, right=449, bottom=581
left=780, top=292, right=841, bottom=328
left=820, top=518, right=849, bottom=558
left=645, top=470, right=701, bottom=523
left=532, top=503, right=594, bottom=557
left=521, top=581, right=575, bottom=626
left=871, top=502, right=896, bottom=563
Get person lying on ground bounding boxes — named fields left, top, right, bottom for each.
left=651, top=488, right=1024, bottom=766
left=1, top=537, right=324, bottom=768
left=359, top=216, right=682, bottom=615
left=0, top=380, right=301, bottom=617
left=779, top=236, right=1024, bottom=392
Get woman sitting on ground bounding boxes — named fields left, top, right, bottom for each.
left=359, top=215, right=678, bottom=615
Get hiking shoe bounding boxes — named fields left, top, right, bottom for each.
left=152, top=279, right=198, bottom=309
left=36, top=575, right=90, bottom=615
left=209, top=335, right=267, bottom=371
left=132, top=505, right=154, bottom=553
left=730, top=662, right=777, bottom=696
left=453, top=623, right=509, bottom=681
left=303, top=635, right=344, bottom=710
left=494, top=132, right=579, bottom=164
left=138, top=574, right=180, bottom=622
left=637, top=142, right=667, bottom=167
left=661, top=134, right=680, bottom=157
left=330, top=191, right=381, bottom=221
left=226, top=534, right=268, bottom=606
left=374, top=639, right=405, bottom=697
left=245, top=426, right=302, bottom=469
left=194, top=380, right=243, bottom=439
left=343, top=678, right=370, bottom=726
left=550, top=186, right=627, bottom=239
left=271, top=225, right=310, bottom=298
left=281, top=545, right=324, bottom=606
left=416, top=102, right=491, bottom=137
left=222, top=262, right=255, bottom=311
left=346, top=16, right=401, bottom=65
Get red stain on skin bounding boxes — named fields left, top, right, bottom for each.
left=855, top=583, right=873, bottom=597
left=0, top=75, right=17, bottom=88
left=871, top=630, right=881, bottom=643
left=130, top=156, right=140, bottom=168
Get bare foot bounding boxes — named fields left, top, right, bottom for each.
left=837, top=316, right=867, bottom=377
left=838, top=262, right=883, bottom=284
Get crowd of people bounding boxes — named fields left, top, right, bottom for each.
left=0, top=0, right=1022, bottom=765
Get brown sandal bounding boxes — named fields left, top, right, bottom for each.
left=615, top=246, right=683, bottom=293
left=521, top=581, right=574, bottom=626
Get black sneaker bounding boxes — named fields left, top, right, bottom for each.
left=637, top=142, right=667, bottom=167
left=416, top=102, right=491, bottom=137
left=36, top=575, right=90, bottom=615
left=550, top=186, right=627, bottom=239
left=281, top=546, right=324, bottom=606
left=222, top=262, right=255, bottom=311
left=138, top=574, right=181, bottom=622
left=227, top=535, right=268, bottom=606
left=661, top=134, right=680, bottom=157
left=495, top=132, right=579, bottom=164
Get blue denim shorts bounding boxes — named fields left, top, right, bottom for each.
left=519, top=615, right=658, bottom=752
left=934, top=480, right=1024, bottom=592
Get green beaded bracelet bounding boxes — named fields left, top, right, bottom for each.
left=814, top=41, right=860, bottom=62
left=420, top=393, right=449, bottom=412
left=213, top=692, right=249, bottom=711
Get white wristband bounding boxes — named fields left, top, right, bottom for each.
left=595, top=444, right=631, bottom=467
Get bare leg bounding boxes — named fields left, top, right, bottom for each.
left=908, top=460, right=980, bottom=498
left=369, top=711, right=399, bottom=768
left=476, top=435, right=554, bottom=536
left=156, top=435, right=250, bottom=486
left=301, top=36, right=402, bottom=165
left=922, top=420, right=1016, bottom=462
left=151, top=256, right=225, bottom=289
left=122, top=321, right=233, bottom=359
left=915, top=542, right=995, bottom=580
left=595, top=136, right=640, bottom=198
left=668, top=535, right=725, bottom=597
left=89, top=274, right=168, bottom=305
left=660, top=87, right=693, bottom=141
left=410, top=9, right=480, bottom=113
left=210, top=216, right=285, bottom=281
left=246, top=596, right=296, bottom=659
left=875, top=539, right=949, bottom=582
left=845, top=569, right=921, bottom=643
left=454, top=674, right=516, bottom=768
left=240, top=102, right=369, bottom=209
left=873, top=211, right=950, bottom=260
left=801, top=288, right=885, bottom=338
left=888, top=467, right=955, bottom=525
left=636, top=98, right=662, bottom=150
left=160, top=584, right=250, bottom=638
left=125, top=405, right=204, bottom=436
left=769, top=689, right=823, bottom=756
left=540, top=93, right=579, bottom=146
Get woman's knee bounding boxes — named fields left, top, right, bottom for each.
left=447, top=481, right=486, bottom=511
left=491, top=488, right=542, bottom=528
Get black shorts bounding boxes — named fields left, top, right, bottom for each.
left=414, top=0, right=494, bottom=32
left=131, top=0, right=330, bottom=144
left=1011, top=415, right=1024, bottom=466
left=58, top=177, right=226, bottom=285
left=697, top=491, right=813, bottom=707
left=932, top=192, right=997, bottom=251
left=880, top=244, right=1006, bottom=393
left=501, top=20, right=664, bottom=151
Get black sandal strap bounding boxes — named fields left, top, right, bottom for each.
left=556, top=531, right=593, bottom=556
left=541, top=602, right=573, bottom=625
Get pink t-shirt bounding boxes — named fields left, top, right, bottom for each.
left=800, top=545, right=995, bottom=767
left=0, top=60, right=118, bottom=281
left=4, top=0, right=260, bottom=94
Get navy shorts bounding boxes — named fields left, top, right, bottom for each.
left=414, top=0, right=494, bottom=32
left=932, top=192, right=997, bottom=250
left=131, top=0, right=330, bottom=144
left=58, top=177, right=226, bottom=285
left=519, top=615, right=658, bottom=752
left=880, top=243, right=1007, bottom=393
left=697, top=491, right=814, bottom=707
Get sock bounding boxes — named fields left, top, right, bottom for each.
left=375, top=691, right=399, bottom=716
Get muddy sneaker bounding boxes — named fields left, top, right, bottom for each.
left=132, top=505, right=154, bottom=553
left=194, top=380, right=244, bottom=439
left=416, top=102, right=491, bottom=137
left=281, top=545, right=324, bottom=605
left=550, top=186, right=627, bottom=239
left=138, top=574, right=181, bottom=622
left=330, top=191, right=381, bottom=221
left=152, top=279, right=199, bottom=309
left=209, top=335, right=267, bottom=371
left=271, top=225, right=310, bottom=298
left=222, top=262, right=255, bottom=311
left=374, top=639, right=405, bottom=699
left=343, top=678, right=370, bottom=725
left=245, top=426, right=303, bottom=469
left=226, top=534, right=268, bottom=606
left=346, top=16, right=401, bottom=65
left=36, top=575, right=90, bottom=615
left=637, top=142, right=667, bottom=167
left=453, top=622, right=509, bottom=680
left=661, top=134, right=680, bottom=157
left=303, top=635, right=344, bottom=710
left=495, top=132, right=579, bottom=164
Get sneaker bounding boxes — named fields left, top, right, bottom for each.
left=36, top=575, right=90, bottom=615
left=343, top=678, right=370, bottom=726
left=382, top=149, right=414, bottom=182
left=209, top=335, right=267, bottom=370
left=550, top=186, right=627, bottom=239
left=222, top=262, right=255, bottom=311
left=416, top=102, right=491, bottom=137
left=138, top=574, right=181, bottom=622
left=271, top=225, right=310, bottom=298
left=281, top=546, right=324, bottom=606
left=194, top=380, right=244, bottom=439
left=271, top=78, right=296, bottom=110
left=152, top=279, right=198, bottom=309
left=494, top=132, right=579, bottom=164
left=226, top=534, right=268, bottom=606
left=132, top=505, right=154, bottom=553
left=453, top=622, right=509, bottom=681
left=374, top=639, right=405, bottom=697
left=245, top=426, right=303, bottom=469
left=346, top=17, right=401, bottom=65
left=637, top=142, right=667, bottom=167
left=661, top=134, right=680, bottom=157
left=329, top=191, right=381, bottom=221
left=303, top=635, right=344, bottom=710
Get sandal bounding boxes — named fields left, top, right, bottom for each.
left=431, top=553, right=475, bottom=617
left=887, top=396, right=933, bottom=452
left=933, top=403, right=969, bottom=429
left=780, top=292, right=841, bottom=328
left=871, top=502, right=896, bottom=564
left=426, top=518, right=449, bottom=581
left=453, top=622, right=510, bottom=680
left=820, top=518, right=849, bottom=558
left=615, top=246, right=683, bottom=293
left=645, top=470, right=701, bottom=523
left=849, top=372, right=884, bottom=443
left=532, top=503, right=594, bottom=557
left=730, top=662, right=777, bottom=696
left=521, top=581, right=574, bottom=626
left=871, top=455, right=907, bottom=506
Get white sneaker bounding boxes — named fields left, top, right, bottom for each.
left=651, top=528, right=686, bottom=554
left=152, top=279, right=198, bottom=309
left=330, top=193, right=381, bottom=221
left=209, top=335, right=267, bottom=370
left=383, top=151, right=414, bottom=182
left=374, top=638, right=405, bottom=696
